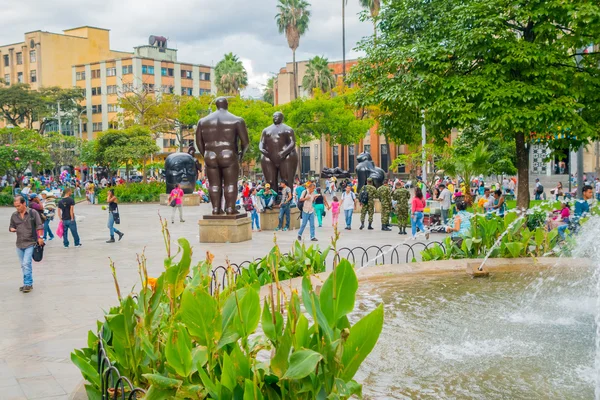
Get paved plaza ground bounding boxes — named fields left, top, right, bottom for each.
left=0, top=200, right=440, bottom=399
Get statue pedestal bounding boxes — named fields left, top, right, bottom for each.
left=259, top=207, right=301, bottom=230
left=354, top=199, right=382, bottom=214
left=198, top=214, right=252, bottom=243
left=160, top=193, right=201, bottom=206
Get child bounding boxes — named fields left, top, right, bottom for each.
left=331, top=196, right=340, bottom=227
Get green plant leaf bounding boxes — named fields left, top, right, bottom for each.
left=262, top=297, right=284, bottom=344
left=142, top=373, right=183, bottom=389
left=302, top=277, right=333, bottom=342
left=244, top=379, right=264, bottom=400
left=84, top=384, right=101, bottom=400
left=180, top=286, right=222, bottom=348
left=319, top=260, right=358, bottom=328
left=191, top=346, right=208, bottom=373
left=342, top=304, right=384, bottom=381
left=221, top=352, right=237, bottom=392
left=294, top=314, right=309, bottom=350
left=504, top=242, right=524, bottom=258
left=165, top=238, right=192, bottom=297
left=220, top=286, right=261, bottom=348
left=177, top=384, right=205, bottom=398
left=71, top=352, right=100, bottom=387
left=144, top=385, right=177, bottom=400
left=199, top=366, right=220, bottom=398
left=271, top=324, right=293, bottom=378
left=282, top=349, right=323, bottom=380
left=165, top=323, right=193, bottom=378
left=534, top=227, right=545, bottom=247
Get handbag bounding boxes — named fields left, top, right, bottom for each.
left=170, top=199, right=177, bottom=207
left=112, top=205, right=121, bottom=224
left=29, top=211, right=44, bottom=262
left=322, top=210, right=327, bottom=217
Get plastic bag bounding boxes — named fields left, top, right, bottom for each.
left=56, top=220, right=64, bottom=238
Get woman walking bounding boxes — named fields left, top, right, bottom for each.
left=106, top=189, right=124, bottom=243
left=313, top=188, right=330, bottom=227
left=249, top=188, right=262, bottom=231
left=411, top=187, right=429, bottom=240
left=168, top=183, right=185, bottom=224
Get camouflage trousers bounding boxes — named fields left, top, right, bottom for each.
left=360, top=202, right=375, bottom=224
left=380, top=203, right=392, bottom=225
left=395, top=206, right=408, bottom=228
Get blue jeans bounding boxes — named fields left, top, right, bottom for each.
left=62, top=220, right=81, bottom=247
left=411, top=211, right=426, bottom=237
left=298, top=211, right=315, bottom=239
left=108, top=212, right=122, bottom=238
left=251, top=209, right=260, bottom=230
left=260, top=197, right=274, bottom=209
left=278, top=202, right=290, bottom=229
left=43, top=218, right=54, bottom=240
left=344, top=209, right=353, bottom=228
left=16, top=245, right=34, bottom=286
left=89, top=193, right=95, bottom=204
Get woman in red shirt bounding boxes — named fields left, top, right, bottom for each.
left=411, top=188, right=429, bottom=240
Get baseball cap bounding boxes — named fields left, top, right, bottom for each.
left=29, top=193, right=38, bottom=199
left=41, top=190, right=49, bottom=196
left=265, top=183, right=271, bottom=188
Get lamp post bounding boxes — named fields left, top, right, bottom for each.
left=421, top=110, right=427, bottom=184
left=575, top=50, right=584, bottom=198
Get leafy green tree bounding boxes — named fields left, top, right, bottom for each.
left=276, top=0, right=311, bottom=99
left=303, top=56, right=336, bottom=94
left=0, top=128, right=51, bottom=184
left=214, top=53, right=248, bottom=96
left=438, top=143, right=490, bottom=204
left=263, top=77, right=275, bottom=105
left=44, top=131, right=82, bottom=176
left=350, top=0, right=600, bottom=209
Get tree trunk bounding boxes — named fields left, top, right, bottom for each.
left=515, top=131, right=530, bottom=210
left=293, top=50, right=298, bottom=100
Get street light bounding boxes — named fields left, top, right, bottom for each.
left=575, top=49, right=585, bottom=198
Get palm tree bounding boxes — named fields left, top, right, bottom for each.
left=214, top=53, right=248, bottom=96
left=442, top=143, right=489, bottom=205
left=302, top=56, right=336, bottom=94
left=359, top=0, right=381, bottom=37
left=276, top=0, right=311, bottom=100
left=263, top=77, right=275, bottom=105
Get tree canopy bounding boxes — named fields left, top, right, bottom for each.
left=350, top=0, right=600, bottom=209
left=302, top=56, right=336, bottom=94
left=214, top=53, right=248, bottom=96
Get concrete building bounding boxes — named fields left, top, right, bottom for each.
left=274, top=58, right=412, bottom=178
left=73, top=38, right=216, bottom=152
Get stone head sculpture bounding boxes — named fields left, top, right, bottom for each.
left=164, top=152, right=197, bottom=194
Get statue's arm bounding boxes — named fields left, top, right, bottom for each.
left=279, top=128, right=296, bottom=158
left=195, top=123, right=205, bottom=156
left=237, top=119, right=250, bottom=161
left=258, top=129, right=269, bottom=157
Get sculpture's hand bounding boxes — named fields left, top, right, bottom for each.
left=238, top=152, right=244, bottom=162
left=278, top=151, right=286, bottom=159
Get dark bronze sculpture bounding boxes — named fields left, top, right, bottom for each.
left=320, top=166, right=351, bottom=179
left=259, top=112, right=298, bottom=191
left=195, top=97, right=250, bottom=215
left=165, top=152, right=197, bottom=194
left=187, top=145, right=203, bottom=179
left=356, top=151, right=385, bottom=191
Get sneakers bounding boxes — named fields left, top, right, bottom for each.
left=118, top=232, right=124, bottom=241
left=425, top=232, right=430, bottom=240
left=106, top=238, right=115, bottom=243
left=75, top=244, right=82, bottom=248
left=297, top=235, right=302, bottom=241
left=275, top=227, right=280, bottom=231
left=283, top=227, right=288, bottom=231
left=180, top=220, right=185, bottom=223
left=21, top=285, right=33, bottom=293
left=310, top=238, right=318, bottom=242
left=48, top=237, right=54, bottom=241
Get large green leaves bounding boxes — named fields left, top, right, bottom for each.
left=180, top=286, right=222, bottom=348
left=165, top=323, right=193, bottom=377
left=165, top=238, right=192, bottom=298
left=319, top=260, right=358, bottom=328
left=342, top=304, right=384, bottom=381
left=71, top=352, right=99, bottom=387
left=282, top=349, right=323, bottom=380
left=219, top=286, right=261, bottom=348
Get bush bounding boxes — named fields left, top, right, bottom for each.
left=97, top=182, right=165, bottom=203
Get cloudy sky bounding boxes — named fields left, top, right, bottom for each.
left=3, top=0, right=373, bottom=97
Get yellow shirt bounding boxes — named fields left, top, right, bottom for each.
left=448, top=183, right=454, bottom=193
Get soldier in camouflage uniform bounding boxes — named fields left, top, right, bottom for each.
left=359, top=178, right=377, bottom=230
left=392, top=181, right=411, bottom=234
left=376, top=182, right=393, bottom=231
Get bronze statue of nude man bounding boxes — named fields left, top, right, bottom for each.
left=259, top=111, right=298, bottom=193
left=195, top=97, right=249, bottom=215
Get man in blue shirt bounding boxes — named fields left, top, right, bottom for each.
left=558, top=185, right=593, bottom=239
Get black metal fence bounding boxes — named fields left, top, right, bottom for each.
left=98, top=327, right=146, bottom=399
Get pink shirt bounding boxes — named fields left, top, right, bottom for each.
left=170, top=188, right=184, bottom=205
left=331, top=201, right=340, bottom=214
left=411, top=197, right=426, bottom=213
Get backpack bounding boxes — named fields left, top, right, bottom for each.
left=244, top=197, right=254, bottom=212
left=536, top=184, right=544, bottom=194
left=359, top=187, right=369, bottom=205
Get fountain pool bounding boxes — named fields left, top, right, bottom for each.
left=354, top=266, right=597, bottom=399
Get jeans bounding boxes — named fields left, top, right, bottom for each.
left=278, top=202, right=291, bottom=229
left=108, top=212, right=122, bottom=238
left=534, top=192, right=541, bottom=200
left=298, top=211, right=316, bottom=239
left=260, top=197, right=274, bottom=209
left=89, top=193, right=95, bottom=204
left=411, top=211, right=426, bottom=237
left=441, top=208, right=449, bottom=225
left=16, top=245, right=34, bottom=286
left=251, top=209, right=260, bottom=230
left=62, top=219, right=81, bottom=247
left=344, top=209, right=353, bottom=228
left=75, top=188, right=81, bottom=197
left=314, top=204, right=325, bottom=226
left=43, top=218, right=54, bottom=240
left=171, top=204, right=183, bottom=222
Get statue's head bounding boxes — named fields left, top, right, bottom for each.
left=357, top=151, right=373, bottom=163
left=165, top=152, right=197, bottom=194
left=273, top=111, right=284, bottom=125
left=215, top=97, right=229, bottom=110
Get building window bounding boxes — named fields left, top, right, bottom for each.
left=30, top=70, right=36, bottom=83
left=380, top=144, right=389, bottom=172
left=363, top=144, right=371, bottom=154
left=163, top=138, right=177, bottom=148
left=92, top=122, right=103, bottom=132
left=122, top=83, right=134, bottom=92
left=109, top=121, right=118, bottom=129
left=122, top=65, right=133, bottom=75
left=168, top=68, right=174, bottom=77
left=200, top=72, right=211, bottom=81
left=91, top=69, right=101, bottom=79
left=29, top=50, right=36, bottom=63
left=4, top=74, right=10, bottom=85
left=3, top=55, right=8, bottom=67
left=199, top=88, right=211, bottom=95
left=107, top=104, right=118, bottom=113
left=143, top=83, right=155, bottom=92
left=16, top=52, right=23, bottom=65
left=162, top=85, right=175, bottom=94
left=161, top=67, right=167, bottom=76
left=17, top=72, right=23, bottom=83
left=348, top=145, right=356, bottom=173
left=92, top=104, right=102, bottom=114
left=301, top=147, right=311, bottom=177
left=141, top=65, right=155, bottom=75
left=181, top=70, right=192, bottom=79
left=106, top=67, right=116, bottom=77
left=76, top=71, right=86, bottom=81
left=332, top=145, right=339, bottom=168
left=107, top=85, right=117, bottom=94
left=181, top=87, right=193, bottom=96
left=91, top=87, right=102, bottom=96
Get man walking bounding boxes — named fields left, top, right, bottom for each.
left=297, top=183, right=318, bottom=241
left=392, top=181, right=410, bottom=234
left=341, top=184, right=357, bottom=230
left=276, top=180, right=292, bottom=231
left=534, top=178, right=544, bottom=200
left=10, top=195, right=44, bottom=293
left=57, top=188, right=82, bottom=248
left=359, top=178, right=377, bottom=230
left=437, top=184, right=452, bottom=225
left=376, top=182, right=393, bottom=231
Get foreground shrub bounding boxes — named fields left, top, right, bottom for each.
left=72, top=221, right=383, bottom=399
left=97, top=182, right=165, bottom=203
